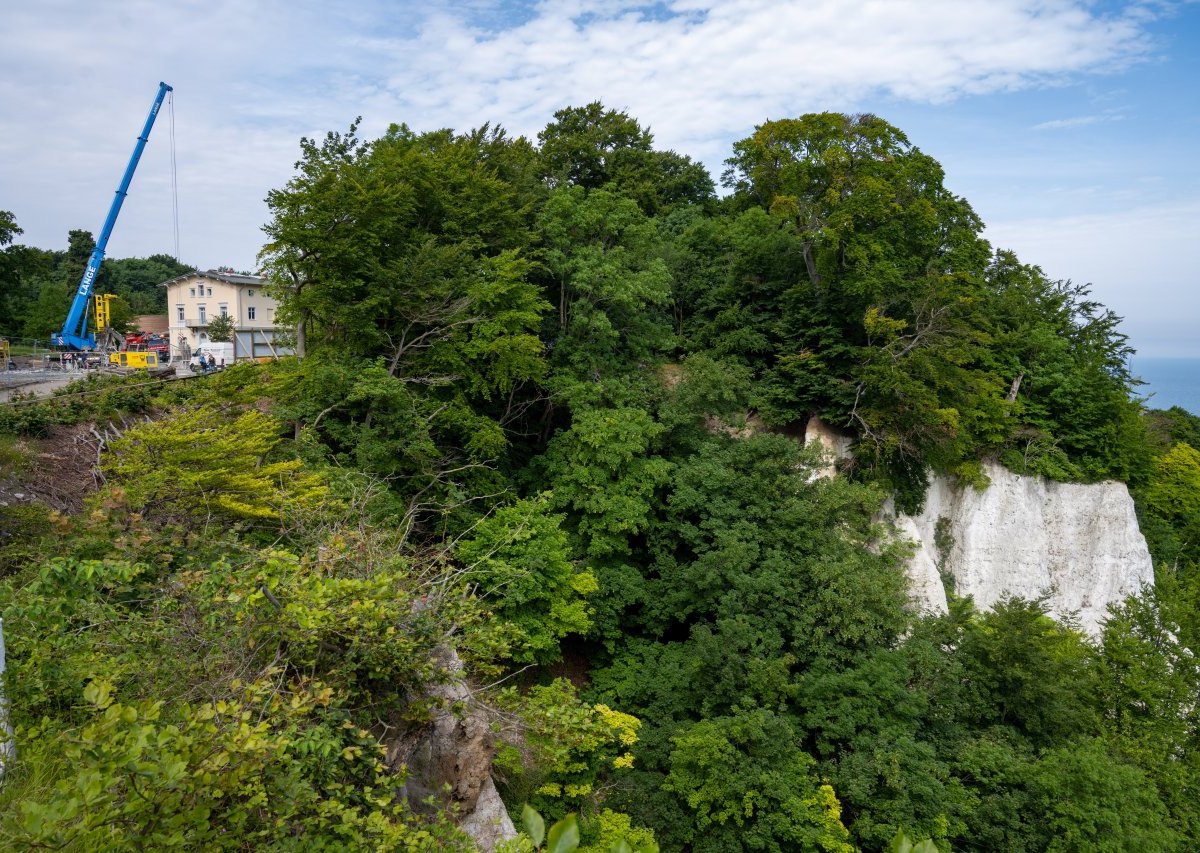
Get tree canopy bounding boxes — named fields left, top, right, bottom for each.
left=1, top=105, right=1195, bottom=853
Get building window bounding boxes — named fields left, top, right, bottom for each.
left=207, top=287, right=213, bottom=296
left=176, top=304, right=184, bottom=322
left=219, top=303, right=228, bottom=317
left=198, top=305, right=207, bottom=324
left=247, top=306, right=256, bottom=321
left=189, top=287, right=195, bottom=297
left=247, top=289, right=255, bottom=297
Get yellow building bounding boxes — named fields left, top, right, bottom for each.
left=161, top=270, right=292, bottom=362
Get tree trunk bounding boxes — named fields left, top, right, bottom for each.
left=296, top=309, right=308, bottom=359
left=1006, top=372, right=1024, bottom=403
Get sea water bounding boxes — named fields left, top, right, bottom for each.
left=1130, top=358, right=1200, bottom=415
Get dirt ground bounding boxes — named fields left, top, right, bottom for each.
left=0, top=424, right=105, bottom=514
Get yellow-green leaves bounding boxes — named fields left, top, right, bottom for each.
left=102, top=404, right=329, bottom=526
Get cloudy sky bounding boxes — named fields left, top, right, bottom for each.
left=2, top=0, right=1198, bottom=356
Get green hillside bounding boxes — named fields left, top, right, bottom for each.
left=1, top=107, right=1198, bottom=851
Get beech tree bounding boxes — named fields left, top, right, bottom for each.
left=538, top=102, right=713, bottom=215
left=260, top=122, right=551, bottom=513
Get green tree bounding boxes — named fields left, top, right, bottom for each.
left=985, top=252, right=1144, bottom=482
left=20, top=276, right=71, bottom=340
left=1139, top=442, right=1200, bottom=570
left=0, top=210, right=23, bottom=334
left=539, top=407, right=671, bottom=560
left=455, top=494, right=597, bottom=664
left=206, top=309, right=235, bottom=342
left=105, top=253, right=192, bottom=314
left=1096, top=593, right=1200, bottom=840
left=957, top=598, right=1097, bottom=747
left=260, top=121, right=550, bottom=517
left=1027, top=738, right=1180, bottom=852
left=261, top=121, right=542, bottom=366
left=537, top=102, right=713, bottom=215
left=720, top=114, right=1003, bottom=501
left=0, top=210, right=18, bottom=246
left=101, top=403, right=329, bottom=527
left=537, top=186, right=674, bottom=402
left=663, top=709, right=854, bottom=852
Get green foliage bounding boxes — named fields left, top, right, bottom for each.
left=495, top=679, right=640, bottom=820
left=888, top=828, right=940, bottom=853
left=642, top=434, right=908, bottom=659
left=3, top=677, right=461, bottom=851
left=537, top=102, right=713, bottom=216
left=101, top=403, right=329, bottom=527
left=957, top=598, right=1097, bottom=746
left=663, top=709, right=853, bottom=852
left=1095, top=592, right=1200, bottom=838
left=0, top=104, right=1189, bottom=852
left=104, top=253, right=192, bottom=314
left=656, top=354, right=755, bottom=451
left=0, top=371, right=159, bottom=437
left=260, top=123, right=550, bottom=528
left=712, top=115, right=1144, bottom=498
left=1138, top=442, right=1200, bottom=572
left=206, top=309, right=235, bottom=342
left=577, top=809, right=659, bottom=853
left=0, top=213, right=188, bottom=337
left=261, top=120, right=544, bottom=368
left=19, top=277, right=68, bottom=339
left=540, top=408, right=671, bottom=559
left=0, top=497, right=491, bottom=849
left=455, top=494, right=596, bottom=663
left=0, top=497, right=53, bottom=578
left=0, top=209, right=19, bottom=246
left=796, top=648, right=957, bottom=849
left=511, top=806, right=658, bottom=853
left=1143, top=406, right=1200, bottom=455
left=1026, top=737, right=1180, bottom=852
left=537, top=186, right=674, bottom=402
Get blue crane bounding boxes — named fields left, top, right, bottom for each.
left=56, top=82, right=173, bottom=351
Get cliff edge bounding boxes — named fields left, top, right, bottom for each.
left=803, top=417, right=1154, bottom=635
left=889, top=461, right=1154, bottom=635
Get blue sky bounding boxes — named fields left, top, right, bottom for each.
left=2, top=0, right=1197, bottom=356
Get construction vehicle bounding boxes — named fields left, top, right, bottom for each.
left=108, top=329, right=169, bottom=368
left=55, top=82, right=173, bottom=353
left=123, top=331, right=170, bottom=360
left=109, top=351, right=160, bottom=369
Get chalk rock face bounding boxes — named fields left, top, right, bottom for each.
left=386, top=644, right=516, bottom=851
left=892, top=461, right=1154, bottom=635
left=803, top=415, right=853, bottom=478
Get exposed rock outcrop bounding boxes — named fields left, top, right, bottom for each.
left=803, top=416, right=853, bottom=479
left=800, top=416, right=1154, bottom=635
left=888, top=461, right=1154, bottom=635
left=386, top=644, right=515, bottom=851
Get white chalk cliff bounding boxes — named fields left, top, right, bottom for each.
left=802, top=418, right=1155, bottom=636
left=887, top=462, right=1155, bottom=635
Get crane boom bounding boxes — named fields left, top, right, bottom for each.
left=57, top=81, right=173, bottom=351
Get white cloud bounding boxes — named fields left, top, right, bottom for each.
left=1033, top=111, right=1125, bottom=130
left=0, top=1, right=1175, bottom=273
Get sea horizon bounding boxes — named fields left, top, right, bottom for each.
left=1130, top=356, right=1200, bottom=416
